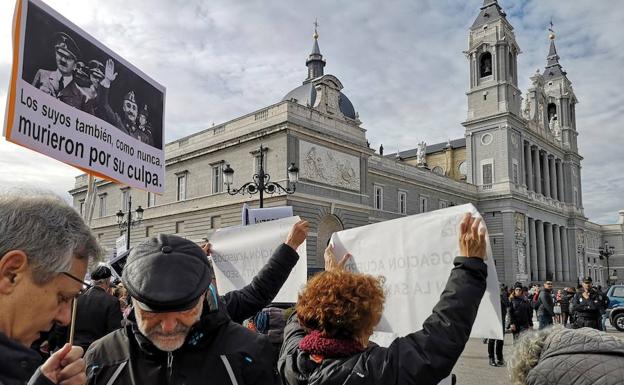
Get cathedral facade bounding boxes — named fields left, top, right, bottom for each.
left=70, top=0, right=623, bottom=286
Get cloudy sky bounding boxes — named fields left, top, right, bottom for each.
left=0, top=0, right=622, bottom=224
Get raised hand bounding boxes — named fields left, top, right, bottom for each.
left=324, top=245, right=351, bottom=271
left=458, top=212, right=487, bottom=260
left=101, top=58, right=118, bottom=87
left=201, top=242, right=211, bottom=256
left=285, top=219, right=309, bottom=250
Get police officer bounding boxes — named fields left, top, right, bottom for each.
left=570, top=276, right=606, bottom=330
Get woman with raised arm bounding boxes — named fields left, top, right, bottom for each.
left=278, top=213, right=489, bottom=385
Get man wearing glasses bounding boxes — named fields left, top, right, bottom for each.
left=0, top=191, right=103, bottom=385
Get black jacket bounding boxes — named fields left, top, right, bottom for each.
left=570, top=289, right=607, bottom=319
left=537, top=289, right=554, bottom=317
left=74, top=286, right=123, bottom=351
left=223, top=243, right=299, bottom=323
left=84, top=306, right=277, bottom=385
left=509, top=296, right=533, bottom=329
left=278, top=257, right=487, bottom=385
left=0, top=332, right=52, bottom=385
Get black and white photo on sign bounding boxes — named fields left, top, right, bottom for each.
left=21, top=1, right=164, bottom=150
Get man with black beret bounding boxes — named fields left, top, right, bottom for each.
left=84, top=234, right=277, bottom=385
left=73, top=265, right=122, bottom=353
left=570, top=276, right=608, bottom=330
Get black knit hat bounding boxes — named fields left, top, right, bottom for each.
left=122, top=234, right=213, bottom=313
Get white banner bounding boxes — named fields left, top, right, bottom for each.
left=210, top=216, right=307, bottom=303
left=4, top=0, right=165, bottom=193
left=330, top=203, right=503, bottom=344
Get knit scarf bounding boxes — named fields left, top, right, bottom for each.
left=299, top=330, right=365, bottom=359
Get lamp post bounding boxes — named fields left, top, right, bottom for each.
left=116, top=195, right=144, bottom=251
left=599, top=241, right=615, bottom=286
left=222, top=145, right=299, bottom=208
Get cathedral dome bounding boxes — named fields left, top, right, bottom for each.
left=282, top=83, right=356, bottom=119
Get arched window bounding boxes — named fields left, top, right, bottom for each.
left=547, top=103, right=557, bottom=122
left=480, top=52, right=493, bottom=77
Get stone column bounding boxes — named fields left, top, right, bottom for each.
left=549, top=156, right=558, bottom=201
left=545, top=222, right=555, bottom=280
left=556, top=159, right=565, bottom=202
left=525, top=142, right=533, bottom=191
left=561, top=226, right=570, bottom=281
left=553, top=224, right=563, bottom=281
left=533, top=146, right=542, bottom=195
left=542, top=152, right=551, bottom=198
left=525, top=215, right=532, bottom=281
left=529, top=218, right=538, bottom=281
left=536, top=220, right=546, bottom=280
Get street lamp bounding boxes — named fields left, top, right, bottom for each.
left=116, top=195, right=144, bottom=251
left=222, top=144, right=299, bottom=208
left=599, top=241, right=615, bottom=286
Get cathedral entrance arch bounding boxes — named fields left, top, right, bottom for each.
left=316, top=214, right=344, bottom=262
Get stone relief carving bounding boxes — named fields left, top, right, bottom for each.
left=515, top=213, right=527, bottom=275
left=549, top=114, right=561, bottom=139
left=299, top=141, right=360, bottom=191
left=522, top=97, right=532, bottom=120
left=416, top=141, right=427, bottom=167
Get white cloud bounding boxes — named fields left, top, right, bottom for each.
left=0, top=0, right=622, bottom=223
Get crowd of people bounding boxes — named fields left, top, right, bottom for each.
left=1, top=190, right=623, bottom=385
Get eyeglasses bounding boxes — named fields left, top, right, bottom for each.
left=61, top=271, right=92, bottom=296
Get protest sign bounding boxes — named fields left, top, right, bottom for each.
left=115, top=234, right=127, bottom=255
left=210, top=216, right=307, bottom=303
left=330, top=203, right=503, bottom=344
left=3, top=0, right=166, bottom=193
left=246, top=206, right=293, bottom=225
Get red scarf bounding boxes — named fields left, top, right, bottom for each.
left=299, top=330, right=365, bottom=361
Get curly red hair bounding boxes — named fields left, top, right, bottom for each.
left=296, top=270, right=385, bottom=340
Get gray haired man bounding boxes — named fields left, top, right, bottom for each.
left=0, top=191, right=103, bottom=385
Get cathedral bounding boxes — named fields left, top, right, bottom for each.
left=70, top=0, right=623, bottom=286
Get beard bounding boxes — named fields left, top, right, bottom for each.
left=134, top=300, right=203, bottom=352
left=141, top=323, right=190, bottom=352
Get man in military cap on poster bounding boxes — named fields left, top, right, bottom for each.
left=84, top=234, right=277, bottom=385
left=32, top=32, right=80, bottom=97
left=135, top=104, right=154, bottom=146
left=570, top=276, right=608, bottom=330
left=73, top=265, right=123, bottom=353
left=98, top=58, right=139, bottom=137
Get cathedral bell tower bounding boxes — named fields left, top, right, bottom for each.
left=465, top=0, right=522, bottom=120
left=462, top=0, right=524, bottom=189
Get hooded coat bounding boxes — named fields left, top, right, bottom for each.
left=524, top=327, right=624, bottom=385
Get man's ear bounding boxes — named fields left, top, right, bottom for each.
left=0, top=251, right=29, bottom=294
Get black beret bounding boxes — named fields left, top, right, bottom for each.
left=90, top=265, right=112, bottom=280
left=122, top=234, right=213, bottom=313
left=583, top=276, right=593, bottom=283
